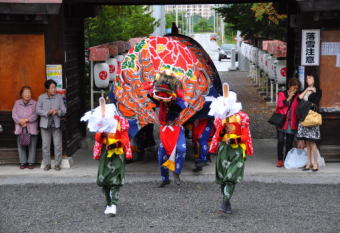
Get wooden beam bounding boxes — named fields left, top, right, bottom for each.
left=0, top=3, right=61, bottom=14
left=298, top=0, right=340, bottom=12
left=64, top=0, right=277, bottom=5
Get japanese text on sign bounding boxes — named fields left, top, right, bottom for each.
left=301, top=29, right=320, bottom=66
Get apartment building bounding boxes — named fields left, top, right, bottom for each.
left=166, top=5, right=216, bottom=18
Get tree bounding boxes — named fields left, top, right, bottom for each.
left=194, top=18, right=214, bottom=33
left=165, top=11, right=187, bottom=33
left=215, top=3, right=287, bottom=41
left=85, top=6, right=158, bottom=48
left=251, top=3, right=287, bottom=24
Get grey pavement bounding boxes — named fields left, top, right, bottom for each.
left=220, top=71, right=277, bottom=139
left=193, top=33, right=233, bottom=72
left=1, top=70, right=339, bottom=185
left=1, top=138, right=340, bottom=185
left=1, top=35, right=340, bottom=233
left=0, top=182, right=339, bottom=233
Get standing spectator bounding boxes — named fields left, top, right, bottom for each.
left=275, top=78, right=301, bottom=167
left=12, top=86, right=39, bottom=169
left=297, top=74, right=322, bottom=172
left=36, top=80, right=66, bottom=171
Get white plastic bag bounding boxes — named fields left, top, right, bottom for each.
left=284, top=148, right=307, bottom=169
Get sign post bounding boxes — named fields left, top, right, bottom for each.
left=301, top=29, right=320, bottom=66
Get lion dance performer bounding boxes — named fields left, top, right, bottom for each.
left=143, top=72, right=187, bottom=187
left=112, top=36, right=223, bottom=187
left=81, top=97, right=132, bottom=216
left=209, top=83, right=253, bottom=214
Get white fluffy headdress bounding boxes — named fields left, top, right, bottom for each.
left=208, top=83, right=242, bottom=119
left=80, top=97, right=119, bottom=133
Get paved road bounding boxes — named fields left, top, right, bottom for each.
left=1, top=34, right=338, bottom=233
left=192, top=34, right=275, bottom=138
left=1, top=182, right=339, bottom=233
left=193, top=33, right=232, bottom=72
left=220, top=71, right=276, bottom=139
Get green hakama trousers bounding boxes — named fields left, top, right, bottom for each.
left=97, top=148, right=125, bottom=206
left=216, top=142, right=245, bottom=201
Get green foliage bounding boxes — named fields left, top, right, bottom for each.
left=165, top=11, right=187, bottom=33
left=224, top=24, right=236, bottom=44
left=85, top=5, right=158, bottom=48
left=166, top=12, right=215, bottom=34
left=194, top=18, right=214, bottom=32
left=215, top=3, right=287, bottom=41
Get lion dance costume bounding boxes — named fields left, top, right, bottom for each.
left=111, top=35, right=223, bottom=187
left=209, top=84, right=253, bottom=214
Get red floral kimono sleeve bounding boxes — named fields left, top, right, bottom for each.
left=209, top=117, right=223, bottom=154
left=239, top=112, right=253, bottom=156
left=93, top=132, right=105, bottom=160
left=115, top=115, right=132, bottom=160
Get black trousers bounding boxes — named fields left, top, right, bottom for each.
left=277, top=130, right=295, bottom=161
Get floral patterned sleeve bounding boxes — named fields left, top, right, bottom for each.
left=115, top=115, right=132, bottom=159
left=209, top=117, right=223, bottom=154
left=93, top=141, right=102, bottom=160
left=239, top=112, right=253, bottom=156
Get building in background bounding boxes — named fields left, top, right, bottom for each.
left=165, top=4, right=215, bottom=18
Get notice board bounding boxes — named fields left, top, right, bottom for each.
left=319, top=30, right=340, bottom=112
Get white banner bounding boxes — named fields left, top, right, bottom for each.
left=301, top=29, right=320, bottom=66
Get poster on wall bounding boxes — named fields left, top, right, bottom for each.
left=46, top=64, right=66, bottom=94
left=301, top=29, right=320, bottom=66
left=321, top=42, right=340, bottom=56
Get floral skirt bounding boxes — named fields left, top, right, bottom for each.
left=296, top=123, right=320, bottom=141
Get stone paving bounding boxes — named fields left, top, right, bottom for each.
left=220, top=71, right=276, bottom=139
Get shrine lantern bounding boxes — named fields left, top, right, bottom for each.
left=106, top=58, right=118, bottom=81
left=258, top=50, right=265, bottom=70
left=116, top=55, right=125, bottom=76
left=117, top=55, right=124, bottom=63
left=94, top=62, right=110, bottom=88
left=264, top=54, right=274, bottom=77
left=274, top=59, right=287, bottom=85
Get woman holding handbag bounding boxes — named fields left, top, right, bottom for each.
left=12, top=86, right=39, bottom=169
left=274, top=78, right=301, bottom=167
left=297, top=74, right=322, bottom=172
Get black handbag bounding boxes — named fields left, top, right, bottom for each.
left=268, top=113, right=286, bottom=127
left=269, top=91, right=295, bottom=127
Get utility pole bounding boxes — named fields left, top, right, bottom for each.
left=213, top=11, right=216, bottom=33
left=175, top=7, right=178, bottom=27
left=191, top=14, right=194, bottom=34
left=191, top=15, right=193, bottom=34
left=181, top=10, right=184, bottom=34
left=188, top=13, right=191, bottom=35
left=152, top=5, right=165, bottom=36
left=220, top=16, right=224, bottom=44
